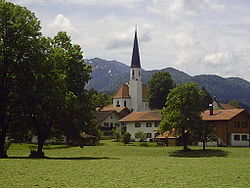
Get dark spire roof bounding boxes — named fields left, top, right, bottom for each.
left=131, top=29, right=141, bottom=68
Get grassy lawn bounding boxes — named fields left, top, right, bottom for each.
left=0, top=140, right=249, bottom=188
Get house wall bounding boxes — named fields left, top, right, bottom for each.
left=208, top=111, right=250, bottom=146
left=100, top=112, right=121, bottom=129
left=125, top=121, right=160, bottom=141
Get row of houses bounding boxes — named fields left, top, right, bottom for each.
left=94, top=29, right=250, bottom=147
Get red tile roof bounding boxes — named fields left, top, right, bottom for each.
left=119, top=111, right=161, bottom=122
left=113, top=84, right=130, bottom=99
left=201, top=109, right=245, bottom=121
left=113, top=83, right=148, bottom=102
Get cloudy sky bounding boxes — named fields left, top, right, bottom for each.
left=10, top=0, right=250, bottom=81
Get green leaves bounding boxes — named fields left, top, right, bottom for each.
left=160, top=83, right=206, bottom=149
left=147, top=71, right=175, bottom=109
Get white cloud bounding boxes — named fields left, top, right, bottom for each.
left=12, top=0, right=144, bottom=7
left=203, top=51, right=233, bottom=66
left=48, top=14, right=77, bottom=33
left=148, top=0, right=225, bottom=20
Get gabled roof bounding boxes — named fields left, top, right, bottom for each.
left=95, top=106, right=131, bottom=120
left=131, top=29, right=141, bottom=68
left=113, top=84, right=130, bottom=99
left=201, top=109, right=246, bottom=121
left=94, top=110, right=117, bottom=123
left=119, top=111, right=161, bottom=122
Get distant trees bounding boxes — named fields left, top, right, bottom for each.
left=228, top=100, right=241, bottom=109
left=147, top=72, right=175, bottom=109
left=0, top=1, right=98, bottom=158
left=160, top=83, right=207, bottom=150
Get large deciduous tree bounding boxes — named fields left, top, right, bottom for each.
left=160, top=83, right=206, bottom=151
left=147, top=72, right=175, bottom=110
left=0, top=1, right=41, bottom=157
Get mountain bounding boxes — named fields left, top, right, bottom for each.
left=86, top=58, right=250, bottom=109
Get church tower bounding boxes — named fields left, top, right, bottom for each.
left=112, top=28, right=149, bottom=112
left=129, top=28, right=143, bottom=112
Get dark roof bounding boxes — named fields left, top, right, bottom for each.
left=131, top=29, right=141, bottom=68
left=94, top=111, right=117, bottom=123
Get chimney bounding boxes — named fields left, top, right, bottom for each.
left=209, top=103, right=213, bottom=115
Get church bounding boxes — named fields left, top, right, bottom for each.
left=112, top=29, right=150, bottom=112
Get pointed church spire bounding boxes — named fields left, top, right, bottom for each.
left=131, top=27, right=141, bottom=68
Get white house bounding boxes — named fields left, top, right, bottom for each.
left=119, top=111, right=161, bottom=141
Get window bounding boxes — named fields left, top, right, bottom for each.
left=154, top=122, right=159, bottom=127
left=110, top=123, right=113, bottom=128
left=103, top=122, right=109, bottom=127
left=234, top=122, right=240, bottom=128
left=116, top=101, right=120, bottom=107
left=242, top=135, right=248, bottom=141
left=146, top=123, right=152, bottom=127
left=139, top=71, right=140, bottom=77
left=242, top=122, right=248, bottom=128
left=135, top=122, right=141, bottom=127
left=146, top=133, right=152, bottom=138
left=124, top=101, right=127, bottom=107
left=234, top=135, right=240, bottom=141
left=132, top=70, right=135, bottom=79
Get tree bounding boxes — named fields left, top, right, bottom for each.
left=135, top=131, right=147, bottom=142
left=0, top=1, right=41, bottom=157
left=89, top=89, right=112, bottom=109
left=51, top=31, right=98, bottom=148
left=160, top=83, right=206, bottom=150
left=122, top=132, right=131, bottom=145
left=147, top=72, right=175, bottom=109
left=228, top=100, right=241, bottom=109
left=201, top=87, right=213, bottom=110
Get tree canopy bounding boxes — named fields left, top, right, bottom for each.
left=0, top=1, right=42, bottom=157
left=147, top=72, right=175, bottom=109
left=0, top=1, right=98, bottom=158
left=160, top=82, right=206, bottom=150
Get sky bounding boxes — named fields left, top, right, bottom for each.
left=9, top=0, right=250, bottom=81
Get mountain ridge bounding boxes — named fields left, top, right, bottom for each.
left=86, top=58, right=250, bottom=110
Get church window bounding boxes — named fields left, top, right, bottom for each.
left=124, top=101, right=127, bottom=107
left=139, top=71, right=140, bottom=76
left=116, top=101, right=120, bottom=107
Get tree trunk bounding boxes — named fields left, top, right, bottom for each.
left=202, top=137, right=206, bottom=151
left=0, top=112, right=8, bottom=158
left=182, top=131, right=189, bottom=151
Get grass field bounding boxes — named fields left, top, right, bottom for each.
left=0, top=140, right=249, bottom=188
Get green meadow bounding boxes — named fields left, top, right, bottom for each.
left=0, top=140, right=249, bottom=188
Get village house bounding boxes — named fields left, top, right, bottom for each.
left=202, top=108, right=250, bottom=147
left=119, top=111, right=161, bottom=141
left=94, top=106, right=130, bottom=136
